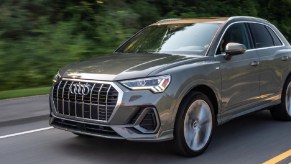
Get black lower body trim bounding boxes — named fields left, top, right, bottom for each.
left=51, top=117, right=121, bottom=138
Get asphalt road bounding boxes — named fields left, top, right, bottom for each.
left=0, top=96, right=290, bottom=164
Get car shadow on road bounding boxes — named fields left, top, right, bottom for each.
left=56, top=110, right=288, bottom=163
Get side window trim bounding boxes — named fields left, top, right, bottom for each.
left=214, top=21, right=285, bottom=57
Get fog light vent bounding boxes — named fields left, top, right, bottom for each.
left=131, top=107, right=160, bottom=134
left=140, top=109, right=157, bottom=131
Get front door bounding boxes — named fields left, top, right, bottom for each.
left=217, top=23, right=260, bottom=118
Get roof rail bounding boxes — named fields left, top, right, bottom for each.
left=157, top=18, right=182, bottom=23
left=229, top=16, right=269, bottom=22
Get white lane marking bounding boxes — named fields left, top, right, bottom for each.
left=0, top=127, right=54, bottom=139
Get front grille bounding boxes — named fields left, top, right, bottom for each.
left=52, top=118, right=120, bottom=137
left=52, top=80, right=119, bottom=121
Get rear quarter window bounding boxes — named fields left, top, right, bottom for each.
left=266, top=26, right=283, bottom=46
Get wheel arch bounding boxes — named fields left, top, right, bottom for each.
left=282, top=72, right=291, bottom=97
left=173, top=84, right=220, bottom=126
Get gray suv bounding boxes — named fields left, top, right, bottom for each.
left=49, top=16, right=291, bottom=156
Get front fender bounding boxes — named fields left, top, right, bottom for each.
left=159, top=59, right=222, bottom=129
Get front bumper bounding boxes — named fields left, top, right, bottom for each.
left=49, top=80, right=175, bottom=142
left=50, top=114, right=173, bottom=141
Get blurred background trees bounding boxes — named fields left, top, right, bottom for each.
left=0, top=0, right=290, bottom=90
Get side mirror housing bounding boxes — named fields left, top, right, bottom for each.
left=224, top=42, right=246, bottom=60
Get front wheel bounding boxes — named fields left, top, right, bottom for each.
left=174, top=92, right=215, bottom=157
left=270, top=78, right=291, bottom=121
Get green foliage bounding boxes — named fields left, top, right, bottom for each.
left=130, top=0, right=159, bottom=27
left=0, top=21, right=91, bottom=90
left=0, top=0, right=290, bottom=91
left=0, top=87, right=50, bottom=100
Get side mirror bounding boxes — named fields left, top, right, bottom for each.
left=224, top=42, right=246, bottom=60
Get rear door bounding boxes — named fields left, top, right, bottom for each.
left=248, top=23, right=286, bottom=102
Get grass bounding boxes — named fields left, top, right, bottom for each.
left=0, top=87, right=51, bottom=100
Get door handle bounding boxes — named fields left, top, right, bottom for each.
left=250, top=61, right=260, bottom=66
left=281, top=56, right=289, bottom=61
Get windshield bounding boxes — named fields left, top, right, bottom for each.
left=116, top=23, right=221, bottom=55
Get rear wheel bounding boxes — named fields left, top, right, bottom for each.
left=174, top=92, right=215, bottom=157
left=270, top=78, right=291, bottom=121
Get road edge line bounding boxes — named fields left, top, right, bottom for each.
left=263, top=149, right=291, bottom=164
left=0, top=127, right=54, bottom=139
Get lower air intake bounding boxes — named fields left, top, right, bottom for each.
left=52, top=118, right=120, bottom=137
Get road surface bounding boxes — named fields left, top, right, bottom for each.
left=0, top=95, right=290, bottom=164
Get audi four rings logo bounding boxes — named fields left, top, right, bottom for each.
left=69, top=83, right=91, bottom=96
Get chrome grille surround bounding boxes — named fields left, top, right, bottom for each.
left=51, top=78, right=123, bottom=123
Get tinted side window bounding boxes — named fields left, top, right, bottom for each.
left=249, top=23, right=274, bottom=48
left=266, top=26, right=283, bottom=46
left=217, top=23, right=251, bottom=54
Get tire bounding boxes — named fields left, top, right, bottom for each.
left=174, top=92, right=215, bottom=157
left=270, top=78, right=291, bottom=121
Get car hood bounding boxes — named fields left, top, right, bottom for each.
left=61, top=53, right=200, bottom=81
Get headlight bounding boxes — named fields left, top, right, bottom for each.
left=53, top=72, right=61, bottom=83
left=120, top=75, right=171, bottom=93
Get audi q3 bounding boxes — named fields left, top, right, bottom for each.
left=49, top=16, right=291, bottom=156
